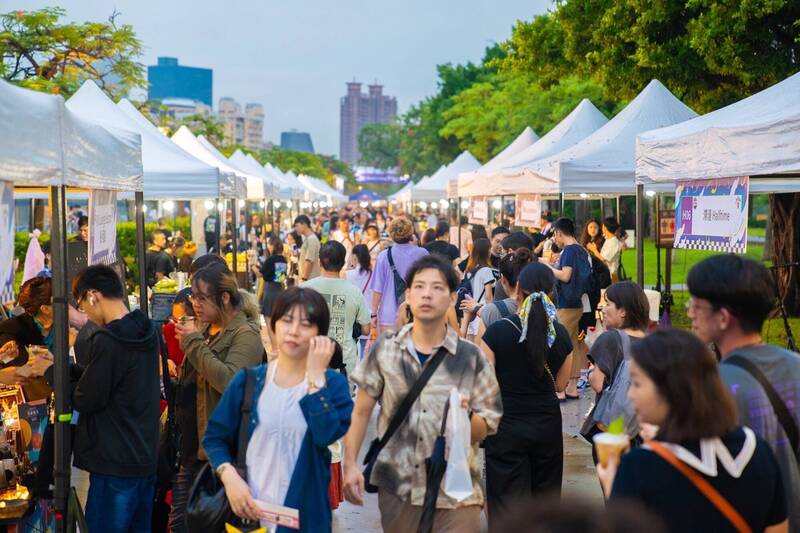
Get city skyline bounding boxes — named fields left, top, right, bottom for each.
left=13, top=0, right=551, bottom=155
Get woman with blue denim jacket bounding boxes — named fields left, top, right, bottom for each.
left=203, top=286, right=354, bottom=532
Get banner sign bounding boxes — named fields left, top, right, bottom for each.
left=515, top=194, right=542, bottom=228
left=0, top=180, right=14, bottom=304
left=674, top=176, right=748, bottom=253
left=88, top=190, right=118, bottom=265
left=447, top=179, right=458, bottom=199
left=468, top=196, right=488, bottom=225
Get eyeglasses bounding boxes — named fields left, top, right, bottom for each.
left=189, top=291, right=213, bottom=305
left=684, top=298, right=716, bottom=314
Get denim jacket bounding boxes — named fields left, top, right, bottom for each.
left=203, top=364, right=353, bottom=532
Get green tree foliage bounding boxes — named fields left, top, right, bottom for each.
left=0, top=7, right=145, bottom=98
left=358, top=122, right=401, bottom=169
left=177, top=113, right=225, bottom=146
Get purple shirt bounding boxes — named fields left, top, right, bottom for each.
left=369, top=243, right=429, bottom=326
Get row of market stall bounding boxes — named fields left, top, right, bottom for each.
left=392, top=74, right=800, bottom=285
left=0, top=77, right=350, bottom=528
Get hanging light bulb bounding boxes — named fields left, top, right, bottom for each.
left=419, top=201, right=428, bottom=209
left=645, top=190, right=657, bottom=198
left=491, top=199, right=502, bottom=209
left=163, top=200, right=175, bottom=212
left=204, top=200, right=215, bottom=210
left=217, top=202, right=225, bottom=211
left=259, top=201, right=266, bottom=208
left=579, top=193, right=589, bottom=199
left=460, top=200, right=469, bottom=209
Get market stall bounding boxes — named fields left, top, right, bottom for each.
left=0, top=78, right=144, bottom=529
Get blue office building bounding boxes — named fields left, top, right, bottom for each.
left=148, top=57, right=212, bottom=107
left=280, top=130, right=315, bottom=153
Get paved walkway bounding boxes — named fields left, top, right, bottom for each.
left=334, top=387, right=602, bottom=531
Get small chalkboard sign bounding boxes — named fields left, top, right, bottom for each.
left=150, top=293, right=176, bottom=323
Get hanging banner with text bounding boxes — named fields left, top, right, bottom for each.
left=468, top=196, right=488, bottom=225
left=88, top=190, right=118, bottom=265
left=0, top=180, right=14, bottom=304
left=674, top=176, right=748, bottom=253
left=515, top=194, right=542, bottom=229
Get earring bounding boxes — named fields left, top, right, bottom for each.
left=89, top=296, right=96, bottom=306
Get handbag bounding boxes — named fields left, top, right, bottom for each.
left=186, top=368, right=258, bottom=532
left=352, top=269, right=374, bottom=340
left=362, top=346, right=448, bottom=493
left=648, top=441, right=752, bottom=533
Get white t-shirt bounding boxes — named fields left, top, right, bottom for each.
left=601, top=236, right=622, bottom=276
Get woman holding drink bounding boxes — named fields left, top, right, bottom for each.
left=597, top=329, right=788, bottom=533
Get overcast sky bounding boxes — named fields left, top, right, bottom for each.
left=16, top=0, right=551, bottom=155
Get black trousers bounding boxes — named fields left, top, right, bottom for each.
left=168, top=459, right=206, bottom=533
left=485, top=414, right=563, bottom=532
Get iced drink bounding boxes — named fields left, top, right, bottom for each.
left=592, top=432, right=629, bottom=467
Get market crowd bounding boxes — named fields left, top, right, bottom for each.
left=0, top=202, right=797, bottom=533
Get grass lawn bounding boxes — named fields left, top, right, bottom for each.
left=666, top=290, right=799, bottom=349
left=620, top=239, right=766, bottom=287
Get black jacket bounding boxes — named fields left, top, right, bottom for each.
left=0, top=314, right=53, bottom=401
left=66, top=310, right=160, bottom=477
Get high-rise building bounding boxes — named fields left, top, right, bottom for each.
left=148, top=57, right=212, bottom=107
left=217, top=97, right=264, bottom=150
left=244, top=103, right=265, bottom=151
left=339, top=81, right=397, bottom=164
left=218, top=97, right=244, bottom=146
left=280, top=130, right=314, bottom=153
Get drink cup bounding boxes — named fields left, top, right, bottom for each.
left=27, top=345, right=49, bottom=359
left=592, top=432, right=629, bottom=467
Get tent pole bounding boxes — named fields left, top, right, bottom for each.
left=457, top=197, right=462, bottom=255
left=215, top=198, right=222, bottom=257
left=636, top=184, right=645, bottom=287
left=50, top=185, right=71, bottom=532
left=500, top=195, right=505, bottom=227
left=230, top=199, right=239, bottom=278
left=135, top=192, right=148, bottom=317
left=559, top=193, right=565, bottom=216
left=616, top=196, right=621, bottom=221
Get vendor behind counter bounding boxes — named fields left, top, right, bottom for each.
left=0, top=276, right=59, bottom=401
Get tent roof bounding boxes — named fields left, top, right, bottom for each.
left=0, top=79, right=142, bottom=190
left=67, top=81, right=222, bottom=198
left=458, top=99, right=609, bottom=196
left=636, top=72, right=800, bottom=193
left=196, top=136, right=262, bottom=199
left=114, top=97, right=229, bottom=200
left=171, top=126, right=245, bottom=198
left=410, top=152, right=480, bottom=201
left=532, top=80, right=698, bottom=194
left=269, top=165, right=312, bottom=198
left=481, top=126, right=539, bottom=171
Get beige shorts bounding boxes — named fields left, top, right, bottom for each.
left=377, top=490, right=481, bottom=533
left=557, top=307, right=587, bottom=378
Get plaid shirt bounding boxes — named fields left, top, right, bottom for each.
left=351, top=323, right=502, bottom=508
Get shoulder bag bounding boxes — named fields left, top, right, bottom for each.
left=186, top=368, right=258, bottom=532
left=593, top=330, right=639, bottom=436
left=362, top=345, right=448, bottom=493
left=725, top=355, right=799, bottom=458
left=387, top=247, right=407, bottom=306
left=648, top=441, right=752, bottom=533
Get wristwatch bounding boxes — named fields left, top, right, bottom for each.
left=308, top=374, right=326, bottom=390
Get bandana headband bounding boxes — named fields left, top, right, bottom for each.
left=517, top=292, right=557, bottom=348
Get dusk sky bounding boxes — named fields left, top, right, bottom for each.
left=16, top=1, right=551, bottom=155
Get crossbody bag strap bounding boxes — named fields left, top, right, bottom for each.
left=725, top=355, right=799, bottom=455
left=387, top=247, right=398, bottom=273
left=235, top=368, right=256, bottom=471
left=371, top=346, right=448, bottom=458
left=362, top=269, right=374, bottom=294
left=648, top=441, right=752, bottom=533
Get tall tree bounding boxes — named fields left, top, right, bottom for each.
left=358, top=122, right=401, bottom=169
left=0, top=7, right=145, bottom=98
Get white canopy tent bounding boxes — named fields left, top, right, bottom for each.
left=65, top=81, right=222, bottom=199
left=389, top=181, right=415, bottom=202
left=409, top=151, right=480, bottom=202
left=196, top=135, right=264, bottom=200
left=523, top=80, right=698, bottom=195
left=171, top=126, right=246, bottom=199
left=297, top=175, right=347, bottom=204
left=228, top=150, right=284, bottom=199
left=458, top=126, right=539, bottom=190
left=262, top=163, right=303, bottom=199
left=457, top=99, right=609, bottom=197
left=0, top=79, right=142, bottom=190
left=636, top=71, right=800, bottom=193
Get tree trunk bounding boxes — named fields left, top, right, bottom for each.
left=769, top=193, right=800, bottom=316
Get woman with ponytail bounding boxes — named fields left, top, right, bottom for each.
left=481, top=262, right=574, bottom=531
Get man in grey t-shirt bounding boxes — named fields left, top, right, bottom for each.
left=688, top=255, right=800, bottom=533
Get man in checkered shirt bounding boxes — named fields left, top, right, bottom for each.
left=343, top=255, right=502, bottom=533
